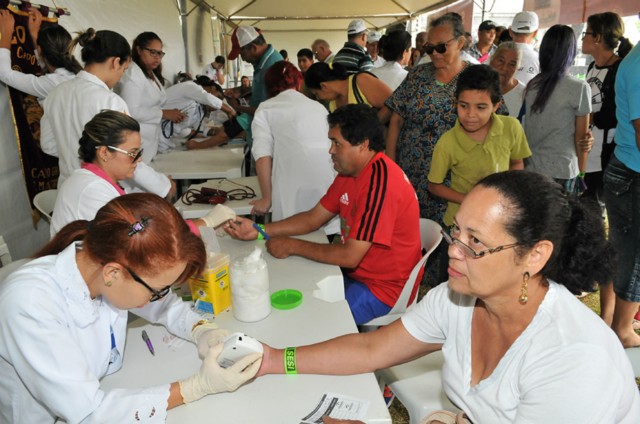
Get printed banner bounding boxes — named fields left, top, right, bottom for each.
left=4, top=5, right=59, bottom=209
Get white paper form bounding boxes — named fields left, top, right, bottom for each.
left=301, top=392, right=370, bottom=423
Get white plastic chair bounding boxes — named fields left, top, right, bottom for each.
left=361, top=218, right=442, bottom=328
left=33, top=189, right=58, bottom=222
left=378, top=350, right=460, bottom=424
left=0, top=236, right=29, bottom=282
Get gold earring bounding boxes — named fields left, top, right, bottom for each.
left=519, top=271, right=529, bottom=305
left=105, top=279, right=113, bottom=287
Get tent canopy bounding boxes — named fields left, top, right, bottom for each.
left=193, top=0, right=459, bottom=32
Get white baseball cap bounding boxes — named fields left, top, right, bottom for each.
left=511, top=11, right=539, bottom=34
left=347, top=19, right=367, bottom=35
left=228, top=26, right=261, bottom=60
left=368, top=31, right=382, bottom=43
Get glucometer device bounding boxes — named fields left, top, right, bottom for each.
left=217, top=332, right=263, bottom=368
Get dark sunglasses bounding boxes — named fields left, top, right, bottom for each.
left=126, top=267, right=171, bottom=302
left=424, top=38, right=456, bottom=55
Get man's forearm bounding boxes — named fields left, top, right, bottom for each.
left=284, top=239, right=362, bottom=268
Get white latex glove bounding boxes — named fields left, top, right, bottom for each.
left=179, top=342, right=262, bottom=403
left=192, top=322, right=229, bottom=359
left=200, top=204, right=236, bottom=228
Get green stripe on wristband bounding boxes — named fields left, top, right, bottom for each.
left=256, top=223, right=266, bottom=240
left=284, top=347, right=297, bottom=374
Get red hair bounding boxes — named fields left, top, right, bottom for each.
left=35, top=193, right=206, bottom=283
left=264, top=61, right=302, bottom=98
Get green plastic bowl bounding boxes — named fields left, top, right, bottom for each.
left=271, top=289, right=303, bottom=310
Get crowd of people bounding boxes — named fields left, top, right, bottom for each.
left=0, top=4, right=639, bottom=423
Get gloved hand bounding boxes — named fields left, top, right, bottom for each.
left=191, top=321, right=229, bottom=359
left=179, top=342, right=262, bottom=403
left=200, top=204, right=236, bottom=228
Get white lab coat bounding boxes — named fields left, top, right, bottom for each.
left=0, top=242, right=202, bottom=423
left=159, top=81, right=224, bottom=153
left=50, top=168, right=121, bottom=238
left=116, top=62, right=165, bottom=164
left=0, top=48, right=75, bottom=102
left=40, top=71, right=170, bottom=196
left=371, top=61, right=408, bottom=91
left=251, top=89, right=339, bottom=235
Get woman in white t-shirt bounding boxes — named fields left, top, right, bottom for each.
left=254, top=171, right=640, bottom=423
left=489, top=42, right=526, bottom=117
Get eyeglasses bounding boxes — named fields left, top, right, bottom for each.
left=98, top=145, right=144, bottom=163
left=424, top=38, right=456, bottom=55
left=143, top=47, right=165, bottom=57
left=126, top=267, right=171, bottom=302
left=441, top=229, right=520, bottom=259
left=581, top=31, right=594, bottom=38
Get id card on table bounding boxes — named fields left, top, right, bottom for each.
left=301, top=392, right=369, bottom=423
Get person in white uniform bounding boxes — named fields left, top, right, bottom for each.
left=52, top=111, right=222, bottom=238
left=201, top=55, right=225, bottom=85
left=0, top=8, right=80, bottom=102
left=489, top=42, right=526, bottom=117
left=250, top=61, right=339, bottom=235
left=255, top=171, right=640, bottom=423
left=509, top=11, right=540, bottom=85
left=0, top=193, right=262, bottom=424
left=40, top=29, right=173, bottom=198
left=371, top=30, right=411, bottom=91
left=158, top=75, right=236, bottom=153
left=116, top=31, right=186, bottom=164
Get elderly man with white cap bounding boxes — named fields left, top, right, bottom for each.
left=332, top=19, right=374, bottom=74
left=187, top=26, right=283, bottom=150
left=509, top=11, right=540, bottom=84
left=366, top=30, right=386, bottom=68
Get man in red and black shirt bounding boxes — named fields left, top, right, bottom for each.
left=226, top=104, right=422, bottom=324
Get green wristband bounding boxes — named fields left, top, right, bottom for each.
left=284, top=347, right=297, bottom=374
left=578, top=171, right=586, bottom=178
left=256, top=223, right=266, bottom=240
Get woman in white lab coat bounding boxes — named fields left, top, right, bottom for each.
left=251, top=61, right=339, bottom=235
left=117, top=31, right=185, bottom=164
left=159, top=75, right=236, bottom=153
left=0, top=8, right=81, bottom=101
left=51, top=110, right=216, bottom=238
left=0, top=193, right=261, bottom=424
left=39, top=28, right=174, bottom=198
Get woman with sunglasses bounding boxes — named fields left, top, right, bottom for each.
left=0, top=8, right=81, bottom=102
left=255, top=171, right=640, bottom=423
left=385, top=13, right=469, bottom=224
left=117, top=32, right=186, bottom=166
left=40, top=28, right=174, bottom=198
left=0, top=193, right=261, bottom=423
left=51, top=110, right=218, bottom=238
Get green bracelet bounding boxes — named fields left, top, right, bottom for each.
left=578, top=171, right=586, bottom=178
left=256, top=223, right=266, bottom=240
left=284, top=347, right=297, bottom=374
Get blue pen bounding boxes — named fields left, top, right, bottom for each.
left=252, top=223, right=270, bottom=240
left=141, top=330, right=155, bottom=356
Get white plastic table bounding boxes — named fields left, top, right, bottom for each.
left=101, top=233, right=392, bottom=423
left=151, top=142, right=245, bottom=180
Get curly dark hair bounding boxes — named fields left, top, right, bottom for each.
left=477, top=170, right=615, bottom=294
left=327, top=104, right=384, bottom=152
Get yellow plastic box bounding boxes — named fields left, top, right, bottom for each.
left=189, top=253, right=231, bottom=315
